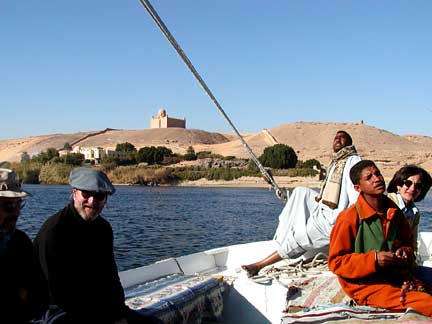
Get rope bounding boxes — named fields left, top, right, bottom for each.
left=137, top=0, right=287, bottom=202
left=251, top=252, right=329, bottom=287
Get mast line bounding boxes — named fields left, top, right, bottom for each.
left=137, top=0, right=287, bottom=202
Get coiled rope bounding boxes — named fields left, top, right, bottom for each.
left=250, top=252, right=329, bottom=286
left=137, top=0, right=287, bottom=202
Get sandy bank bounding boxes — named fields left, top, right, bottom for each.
left=177, top=176, right=322, bottom=189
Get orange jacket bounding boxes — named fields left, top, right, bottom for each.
left=328, top=193, right=414, bottom=303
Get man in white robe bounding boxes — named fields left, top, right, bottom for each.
left=242, top=131, right=361, bottom=276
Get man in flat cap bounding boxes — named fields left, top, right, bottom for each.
left=34, top=167, right=157, bottom=324
left=0, top=168, right=48, bottom=323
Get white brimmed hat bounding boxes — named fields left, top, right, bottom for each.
left=0, top=168, right=28, bottom=198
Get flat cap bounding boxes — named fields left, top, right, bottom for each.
left=69, top=167, right=115, bottom=194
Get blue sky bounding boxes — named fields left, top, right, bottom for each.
left=1, top=1, right=431, bottom=140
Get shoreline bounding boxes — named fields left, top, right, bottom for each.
left=24, top=176, right=320, bottom=188
left=27, top=175, right=397, bottom=189
left=175, top=176, right=322, bottom=189
left=118, top=174, right=395, bottom=189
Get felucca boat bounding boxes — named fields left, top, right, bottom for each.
left=116, top=2, right=432, bottom=323
left=119, top=232, right=432, bottom=323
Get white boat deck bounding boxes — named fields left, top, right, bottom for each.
left=119, top=232, right=432, bottom=323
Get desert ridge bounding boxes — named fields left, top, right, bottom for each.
left=0, top=121, right=431, bottom=178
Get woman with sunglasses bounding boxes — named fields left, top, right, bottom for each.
left=387, top=165, right=432, bottom=259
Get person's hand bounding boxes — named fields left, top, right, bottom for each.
left=114, top=318, right=128, bottom=324
left=394, top=247, right=411, bottom=260
left=375, top=251, right=409, bottom=268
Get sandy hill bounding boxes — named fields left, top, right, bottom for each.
left=1, top=122, right=430, bottom=177
left=195, top=122, right=431, bottom=176
left=0, top=128, right=229, bottom=163
left=0, top=131, right=93, bottom=163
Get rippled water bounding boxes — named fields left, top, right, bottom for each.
left=18, top=185, right=432, bottom=272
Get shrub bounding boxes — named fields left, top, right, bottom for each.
left=272, top=168, right=318, bottom=177
left=63, top=142, right=72, bottom=150
left=162, top=154, right=183, bottom=165
left=115, top=142, right=137, bottom=153
left=108, top=165, right=175, bottom=185
left=296, top=159, right=321, bottom=169
left=62, top=153, right=85, bottom=166
left=136, top=146, right=173, bottom=165
left=196, top=151, right=224, bottom=159
left=32, top=148, right=59, bottom=164
left=39, top=163, right=74, bottom=184
left=259, top=144, right=297, bottom=169
left=20, top=152, right=31, bottom=163
left=196, top=151, right=212, bottom=159
left=11, top=161, right=42, bottom=184
left=184, top=146, right=197, bottom=161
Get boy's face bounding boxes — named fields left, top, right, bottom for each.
left=354, top=166, right=386, bottom=195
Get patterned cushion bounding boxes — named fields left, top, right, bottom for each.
left=125, top=274, right=225, bottom=324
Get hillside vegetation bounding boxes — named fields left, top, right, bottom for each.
left=1, top=122, right=431, bottom=178
left=4, top=143, right=320, bottom=186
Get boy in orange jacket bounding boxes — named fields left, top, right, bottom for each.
left=328, top=160, right=432, bottom=317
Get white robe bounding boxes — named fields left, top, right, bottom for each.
left=274, top=155, right=361, bottom=258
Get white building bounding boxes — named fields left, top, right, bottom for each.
left=72, top=146, right=127, bottom=162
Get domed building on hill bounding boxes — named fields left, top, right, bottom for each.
left=150, top=108, right=186, bottom=129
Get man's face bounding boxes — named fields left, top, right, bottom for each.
left=333, top=132, right=351, bottom=153
left=0, top=197, right=22, bottom=233
left=72, top=189, right=107, bottom=221
left=354, top=166, right=386, bottom=196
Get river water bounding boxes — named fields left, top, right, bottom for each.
left=19, top=184, right=432, bottom=271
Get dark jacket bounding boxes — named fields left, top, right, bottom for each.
left=34, top=203, right=127, bottom=323
left=0, top=229, right=48, bottom=323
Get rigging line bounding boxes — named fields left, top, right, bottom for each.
left=137, top=0, right=287, bottom=202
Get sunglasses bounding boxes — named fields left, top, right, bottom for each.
left=80, top=190, right=107, bottom=202
left=0, top=200, right=25, bottom=213
left=402, top=180, right=423, bottom=191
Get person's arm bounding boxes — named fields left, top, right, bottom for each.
left=395, top=208, right=415, bottom=263
left=34, top=219, right=80, bottom=314
left=104, top=223, right=129, bottom=321
left=14, top=231, right=48, bottom=320
left=412, top=212, right=420, bottom=255
left=328, top=212, right=377, bottom=279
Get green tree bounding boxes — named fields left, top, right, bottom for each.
left=136, top=146, right=172, bottom=165
left=20, top=152, right=31, bottom=162
left=32, top=148, right=59, bottom=164
left=63, top=142, right=72, bottom=150
left=156, top=146, right=173, bottom=159
left=115, top=142, right=136, bottom=153
left=63, top=153, right=85, bottom=166
left=259, top=144, right=297, bottom=169
left=184, top=146, right=197, bottom=161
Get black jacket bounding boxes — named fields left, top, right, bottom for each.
left=0, top=229, right=48, bottom=323
left=34, top=203, right=127, bottom=323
